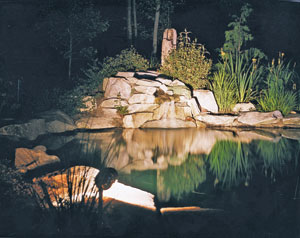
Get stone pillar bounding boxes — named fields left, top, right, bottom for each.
left=161, top=28, right=177, bottom=66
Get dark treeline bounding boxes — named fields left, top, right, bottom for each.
left=0, top=0, right=299, bottom=117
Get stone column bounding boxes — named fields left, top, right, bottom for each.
left=161, top=28, right=177, bottom=66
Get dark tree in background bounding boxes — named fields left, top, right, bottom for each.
left=37, top=0, right=109, bottom=81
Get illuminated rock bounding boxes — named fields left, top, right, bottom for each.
left=15, top=146, right=60, bottom=173
left=195, top=114, right=238, bottom=127
left=161, top=28, right=177, bottom=66
left=0, top=119, right=46, bottom=140
left=232, top=102, right=256, bottom=113
left=123, top=113, right=153, bottom=128
left=193, top=89, right=218, bottom=113
left=134, top=78, right=161, bottom=87
left=128, top=94, right=156, bottom=104
left=38, top=110, right=76, bottom=133
left=100, top=98, right=128, bottom=108
left=237, top=110, right=283, bottom=126
left=115, top=72, right=135, bottom=77
left=104, top=77, right=132, bottom=99
left=134, top=85, right=157, bottom=95
left=76, top=116, right=122, bottom=129
left=127, top=104, right=159, bottom=113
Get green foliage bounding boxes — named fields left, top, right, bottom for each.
left=223, top=3, right=253, bottom=55
left=222, top=49, right=264, bottom=103
left=212, top=4, right=266, bottom=106
left=57, top=47, right=149, bottom=115
left=258, top=56, right=297, bottom=116
left=100, top=47, right=150, bottom=78
left=115, top=105, right=129, bottom=116
left=255, top=138, right=294, bottom=181
left=207, top=141, right=253, bottom=188
left=210, top=66, right=238, bottom=112
left=160, top=154, right=206, bottom=200
left=160, top=30, right=212, bottom=89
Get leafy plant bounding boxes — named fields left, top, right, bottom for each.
left=210, top=66, right=237, bottom=112
left=213, top=3, right=265, bottom=105
left=258, top=55, right=298, bottom=116
left=160, top=29, right=212, bottom=89
left=223, top=49, right=264, bottom=103
left=57, top=47, right=149, bottom=115
left=100, top=46, right=150, bottom=78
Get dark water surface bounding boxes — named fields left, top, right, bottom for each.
left=2, top=128, right=300, bottom=237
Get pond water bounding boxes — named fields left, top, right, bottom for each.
left=3, top=128, right=300, bottom=237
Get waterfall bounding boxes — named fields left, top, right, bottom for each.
left=162, top=101, right=176, bottom=120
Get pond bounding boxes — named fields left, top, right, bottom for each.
left=2, top=128, right=300, bottom=237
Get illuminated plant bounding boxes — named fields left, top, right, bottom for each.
left=257, top=54, right=298, bottom=116
left=160, top=29, right=212, bottom=89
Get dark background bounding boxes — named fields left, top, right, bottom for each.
left=0, top=0, right=299, bottom=100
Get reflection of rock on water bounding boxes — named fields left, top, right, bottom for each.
left=72, top=128, right=279, bottom=174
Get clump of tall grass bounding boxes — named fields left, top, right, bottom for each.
left=211, top=67, right=237, bottom=112
left=257, top=54, right=298, bottom=116
left=211, top=4, right=265, bottom=111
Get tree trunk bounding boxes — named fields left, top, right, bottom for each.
left=68, top=29, right=73, bottom=81
left=152, top=0, right=160, bottom=56
left=127, top=0, right=132, bottom=45
left=132, top=0, right=137, bottom=39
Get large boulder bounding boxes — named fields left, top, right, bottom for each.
left=127, top=104, right=159, bottom=113
left=123, top=113, right=153, bottom=128
left=104, top=77, right=132, bottom=99
left=195, top=114, right=238, bottom=127
left=237, top=110, right=283, bottom=126
left=0, top=119, right=46, bottom=140
left=128, top=94, right=156, bottom=104
left=134, top=85, right=157, bottom=95
left=100, top=98, right=128, bottom=108
left=170, top=85, right=191, bottom=99
left=232, top=102, right=256, bottom=113
left=15, top=146, right=60, bottom=173
left=282, top=114, right=300, bottom=128
left=134, top=79, right=161, bottom=87
left=193, top=90, right=218, bottom=113
left=0, top=110, right=76, bottom=140
left=76, top=116, right=122, bottom=129
left=37, top=110, right=76, bottom=133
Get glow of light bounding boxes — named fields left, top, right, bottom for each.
left=160, top=206, right=221, bottom=214
left=103, top=180, right=156, bottom=210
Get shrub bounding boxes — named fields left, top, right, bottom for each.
left=57, top=47, right=149, bottom=115
left=160, top=29, right=212, bottom=89
left=100, top=46, right=150, bottom=79
left=257, top=55, right=297, bottom=116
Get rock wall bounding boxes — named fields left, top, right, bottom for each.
left=97, top=71, right=218, bottom=129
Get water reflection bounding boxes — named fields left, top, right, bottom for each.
left=41, top=128, right=300, bottom=202
left=28, top=128, right=300, bottom=237
left=207, top=141, right=254, bottom=188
